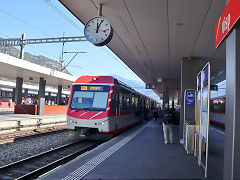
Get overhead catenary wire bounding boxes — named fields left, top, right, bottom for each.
left=68, top=65, right=94, bottom=75
left=0, top=31, right=59, bottom=60
left=43, top=0, right=84, bottom=34
left=1, top=1, right=146, bottom=84
left=0, top=8, right=49, bottom=37
left=0, top=6, right=84, bottom=70
left=28, top=45, right=59, bottom=59
left=44, top=0, right=140, bottom=78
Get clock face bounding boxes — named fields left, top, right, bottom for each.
left=84, top=16, right=113, bottom=46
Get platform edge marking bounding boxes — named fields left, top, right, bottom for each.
left=61, top=125, right=146, bottom=180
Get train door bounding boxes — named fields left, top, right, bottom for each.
left=111, top=87, right=120, bottom=117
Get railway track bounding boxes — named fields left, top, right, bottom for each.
left=0, top=139, right=103, bottom=180
left=0, top=126, right=66, bottom=144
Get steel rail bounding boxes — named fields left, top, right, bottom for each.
left=0, top=139, right=103, bottom=180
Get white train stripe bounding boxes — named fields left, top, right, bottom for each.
left=67, top=115, right=108, bottom=121
left=79, top=111, right=89, bottom=117
left=71, top=110, right=75, bottom=113
left=89, top=111, right=103, bottom=120
left=106, top=107, right=110, bottom=110
left=109, top=90, right=113, bottom=93
left=108, top=99, right=111, bottom=102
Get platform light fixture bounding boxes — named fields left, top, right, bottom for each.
left=157, top=78, right=162, bottom=83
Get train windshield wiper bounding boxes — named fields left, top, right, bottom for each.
left=81, top=107, right=92, bottom=110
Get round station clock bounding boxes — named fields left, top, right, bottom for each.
left=84, top=16, right=113, bottom=46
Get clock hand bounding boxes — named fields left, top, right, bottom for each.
left=96, top=20, right=104, bottom=33
left=96, top=22, right=99, bottom=33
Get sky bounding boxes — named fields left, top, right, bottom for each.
left=0, top=0, right=159, bottom=101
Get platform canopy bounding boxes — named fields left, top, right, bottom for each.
left=59, top=0, right=226, bottom=99
left=0, top=52, right=77, bottom=90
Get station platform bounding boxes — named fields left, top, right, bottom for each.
left=40, top=120, right=208, bottom=179
left=0, top=108, right=14, bottom=112
left=0, top=113, right=66, bottom=133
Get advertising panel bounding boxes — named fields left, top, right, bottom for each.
left=196, top=73, right=201, bottom=136
left=200, top=65, right=210, bottom=143
left=201, top=86, right=208, bottom=142
left=198, top=62, right=210, bottom=178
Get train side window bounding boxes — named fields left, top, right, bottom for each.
left=119, top=92, right=124, bottom=112
left=120, top=91, right=128, bottom=112
left=111, top=90, right=119, bottom=113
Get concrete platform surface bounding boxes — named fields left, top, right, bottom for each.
left=0, top=113, right=66, bottom=121
left=39, top=120, right=206, bottom=180
left=0, top=113, right=66, bottom=133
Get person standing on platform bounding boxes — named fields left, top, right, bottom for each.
left=8, top=98, right=12, bottom=108
left=162, top=103, right=174, bottom=144
left=152, top=108, right=158, bottom=121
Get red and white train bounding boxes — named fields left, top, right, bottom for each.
left=210, top=96, right=226, bottom=128
left=67, top=76, right=155, bottom=138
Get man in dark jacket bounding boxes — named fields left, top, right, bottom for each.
left=162, top=103, right=174, bottom=144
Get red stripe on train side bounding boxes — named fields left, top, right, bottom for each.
left=210, top=119, right=225, bottom=127
left=67, top=128, right=75, bottom=130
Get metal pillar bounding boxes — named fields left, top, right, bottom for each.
left=38, top=77, right=46, bottom=115
left=20, top=33, right=25, bottom=59
left=24, top=89, right=28, bottom=99
left=66, top=95, right=69, bottom=105
left=98, top=3, right=103, bottom=16
left=12, top=88, right=15, bottom=102
left=162, top=81, right=169, bottom=110
left=223, top=24, right=240, bottom=180
left=57, top=85, right=62, bottom=105
left=48, top=92, right=51, bottom=105
left=15, top=77, right=23, bottom=104
left=179, top=57, right=206, bottom=139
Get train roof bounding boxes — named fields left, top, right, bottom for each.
left=73, top=76, right=155, bottom=102
left=74, top=76, right=119, bottom=85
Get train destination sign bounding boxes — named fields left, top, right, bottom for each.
left=216, top=0, right=240, bottom=48
left=80, top=86, right=103, bottom=91
left=78, top=85, right=110, bottom=92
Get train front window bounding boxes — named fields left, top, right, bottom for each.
left=70, top=85, right=110, bottom=111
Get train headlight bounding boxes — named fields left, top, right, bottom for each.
left=69, top=120, right=74, bottom=123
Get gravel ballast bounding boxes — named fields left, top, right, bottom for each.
left=0, top=130, right=84, bottom=167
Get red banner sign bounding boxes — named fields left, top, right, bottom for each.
left=215, top=0, right=240, bottom=48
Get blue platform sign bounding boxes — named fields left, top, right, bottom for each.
left=186, top=91, right=195, bottom=105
